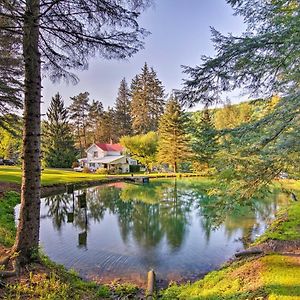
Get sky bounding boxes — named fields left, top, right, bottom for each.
left=41, top=0, right=246, bottom=113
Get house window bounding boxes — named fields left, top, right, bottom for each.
left=93, top=151, right=98, bottom=158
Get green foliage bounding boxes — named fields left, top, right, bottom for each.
left=157, top=97, right=191, bottom=172
left=255, top=200, right=300, bottom=242
left=0, top=191, right=20, bottom=246
left=129, top=164, right=140, bottom=173
left=43, top=93, right=77, bottom=168
left=95, top=167, right=108, bottom=175
left=181, top=0, right=300, bottom=198
left=0, top=15, right=23, bottom=130
left=69, top=92, right=90, bottom=155
left=86, top=99, right=104, bottom=144
left=114, top=78, right=132, bottom=139
left=120, top=131, right=158, bottom=170
left=96, top=285, right=111, bottom=298
left=131, top=63, right=165, bottom=134
left=93, top=107, right=118, bottom=143
left=189, top=109, right=218, bottom=170
left=0, top=121, right=22, bottom=161
left=113, top=282, right=138, bottom=297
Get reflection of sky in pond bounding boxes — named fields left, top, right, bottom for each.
left=24, top=179, right=289, bottom=285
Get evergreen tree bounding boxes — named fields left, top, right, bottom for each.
left=43, top=93, right=77, bottom=168
left=114, top=78, right=132, bottom=139
left=131, top=63, right=165, bottom=134
left=96, top=107, right=117, bottom=143
left=69, top=92, right=90, bottom=156
left=0, top=15, right=23, bottom=130
left=0, top=0, right=150, bottom=266
left=157, top=97, right=190, bottom=172
left=181, top=0, right=300, bottom=197
left=87, top=99, right=104, bottom=143
left=190, top=109, right=218, bottom=171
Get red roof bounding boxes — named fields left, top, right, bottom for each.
left=95, top=143, right=123, bottom=152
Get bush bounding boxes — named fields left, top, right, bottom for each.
left=129, top=165, right=140, bottom=173
left=82, top=166, right=91, bottom=173
left=96, top=168, right=108, bottom=175
left=72, top=161, right=79, bottom=168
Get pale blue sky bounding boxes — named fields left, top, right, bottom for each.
left=42, top=0, right=246, bottom=113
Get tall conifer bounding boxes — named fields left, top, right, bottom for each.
left=43, top=93, right=77, bottom=168
left=115, top=78, right=132, bottom=139
left=157, top=97, right=190, bottom=172
left=131, top=63, right=165, bottom=134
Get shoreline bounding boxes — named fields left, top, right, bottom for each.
left=0, top=178, right=299, bottom=299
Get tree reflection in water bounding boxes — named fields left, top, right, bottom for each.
left=43, top=179, right=288, bottom=251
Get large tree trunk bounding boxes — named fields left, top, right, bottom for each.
left=12, top=0, right=41, bottom=263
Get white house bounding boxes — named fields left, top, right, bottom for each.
left=79, top=143, right=136, bottom=173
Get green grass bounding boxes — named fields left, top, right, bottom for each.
left=3, top=254, right=109, bottom=300
left=255, top=200, right=300, bottom=242
left=0, top=166, right=107, bottom=185
left=0, top=166, right=207, bottom=186
left=162, top=255, right=300, bottom=300
left=0, top=191, right=20, bottom=247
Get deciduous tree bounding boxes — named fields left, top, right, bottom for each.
left=120, top=131, right=158, bottom=171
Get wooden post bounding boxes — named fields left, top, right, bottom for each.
left=146, top=269, right=156, bottom=299
left=77, top=193, right=87, bottom=208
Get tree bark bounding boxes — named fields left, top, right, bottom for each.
left=12, top=0, right=42, bottom=263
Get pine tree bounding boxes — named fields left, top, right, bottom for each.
left=87, top=100, right=104, bottom=143
left=131, top=63, right=165, bottom=134
left=69, top=92, right=90, bottom=156
left=114, top=78, right=132, bottom=139
left=181, top=0, right=300, bottom=197
left=96, top=107, right=117, bottom=143
left=0, top=15, right=23, bottom=129
left=190, top=109, right=218, bottom=170
left=157, top=97, right=191, bottom=172
left=0, top=0, right=150, bottom=266
left=43, top=93, right=77, bottom=168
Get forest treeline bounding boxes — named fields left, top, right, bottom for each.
left=0, top=69, right=284, bottom=178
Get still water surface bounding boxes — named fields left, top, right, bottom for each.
left=33, top=179, right=286, bottom=285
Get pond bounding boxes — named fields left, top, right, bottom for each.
left=19, top=178, right=289, bottom=286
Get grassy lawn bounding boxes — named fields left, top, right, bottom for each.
left=0, top=166, right=107, bottom=185
left=0, top=166, right=207, bottom=186
left=162, top=254, right=300, bottom=300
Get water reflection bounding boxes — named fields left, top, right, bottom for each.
left=39, top=179, right=289, bottom=284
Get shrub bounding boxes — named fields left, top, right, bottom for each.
left=72, top=161, right=79, bottom=168
left=82, top=166, right=91, bottom=173
left=96, top=168, right=108, bottom=175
